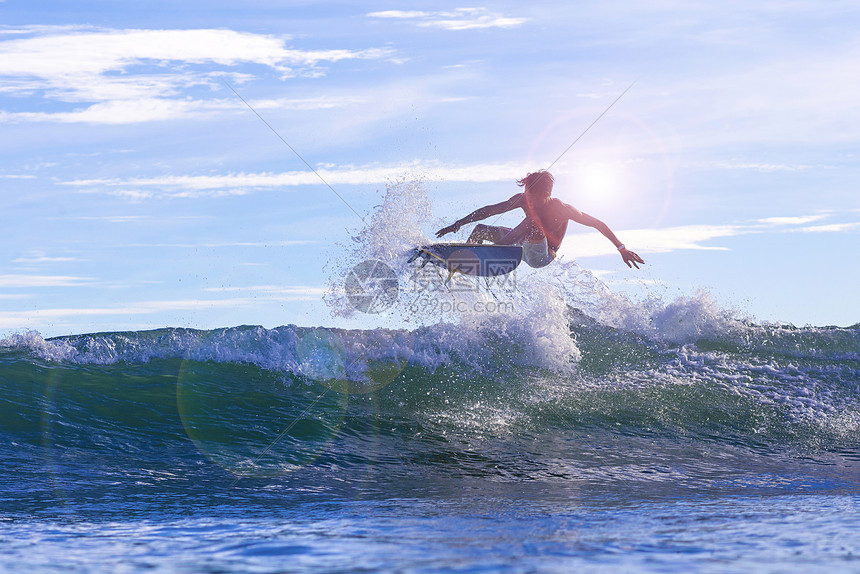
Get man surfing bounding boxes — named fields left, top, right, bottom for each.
left=435, top=170, right=644, bottom=269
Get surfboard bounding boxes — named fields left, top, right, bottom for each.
left=408, top=243, right=523, bottom=277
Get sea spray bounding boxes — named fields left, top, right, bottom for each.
left=323, top=177, right=436, bottom=320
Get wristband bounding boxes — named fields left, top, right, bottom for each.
left=617, top=244, right=626, bottom=251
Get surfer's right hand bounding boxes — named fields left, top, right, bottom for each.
left=620, top=248, right=645, bottom=269
left=435, top=223, right=461, bottom=237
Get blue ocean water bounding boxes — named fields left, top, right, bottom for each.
left=2, top=182, right=859, bottom=572
left=2, top=303, right=859, bottom=572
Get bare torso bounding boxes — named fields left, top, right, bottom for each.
left=498, top=193, right=570, bottom=254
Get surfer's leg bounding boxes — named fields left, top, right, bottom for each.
left=497, top=219, right=535, bottom=246
left=467, top=224, right=511, bottom=244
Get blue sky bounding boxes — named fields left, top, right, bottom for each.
left=1, top=1, right=859, bottom=337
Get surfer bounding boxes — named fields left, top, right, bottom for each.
left=435, top=171, right=644, bottom=269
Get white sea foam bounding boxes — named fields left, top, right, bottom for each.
left=0, top=330, right=79, bottom=362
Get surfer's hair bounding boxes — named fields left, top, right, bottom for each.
left=518, top=171, right=554, bottom=197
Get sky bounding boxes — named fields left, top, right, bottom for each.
left=1, top=0, right=859, bottom=337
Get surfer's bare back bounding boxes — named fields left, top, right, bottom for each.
left=435, top=171, right=645, bottom=270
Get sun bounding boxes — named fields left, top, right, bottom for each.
left=571, top=161, right=622, bottom=210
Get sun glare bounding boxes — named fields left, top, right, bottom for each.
left=570, top=161, right=623, bottom=210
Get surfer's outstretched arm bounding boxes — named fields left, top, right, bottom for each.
left=436, top=194, right=523, bottom=238
left=565, top=204, right=645, bottom=269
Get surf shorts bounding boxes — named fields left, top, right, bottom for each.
left=521, top=237, right=555, bottom=268
left=492, top=225, right=555, bottom=269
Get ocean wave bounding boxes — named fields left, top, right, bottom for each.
left=2, top=179, right=859, bottom=479
left=2, top=304, right=858, bottom=454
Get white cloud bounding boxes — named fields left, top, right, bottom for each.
left=0, top=274, right=93, bottom=287
left=2, top=98, right=208, bottom=124
left=560, top=224, right=741, bottom=259
left=368, top=11, right=432, bottom=19
left=0, top=27, right=384, bottom=81
left=61, top=160, right=534, bottom=197
left=699, top=161, right=814, bottom=172
left=0, top=90, right=368, bottom=126
left=60, top=215, right=152, bottom=223
left=243, top=95, right=367, bottom=111
left=0, top=298, right=254, bottom=329
left=368, top=7, right=527, bottom=30
left=0, top=27, right=392, bottom=123
left=203, top=285, right=326, bottom=298
left=12, top=255, right=82, bottom=264
left=798, top=222, right=860, bottom=233
left=135, top=241, right=316, bottom=248
left=0, top=292, right=324, bottom=329
left=559, top=212, right=860, bottom=259
left=756, top=215, right=829, bottom=226
left=626, top=225, right=740, bottom=254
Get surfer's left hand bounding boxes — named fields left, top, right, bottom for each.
left=435, top=223, right=461, bottom=238
left=621, top=248, right=645, bottom=269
